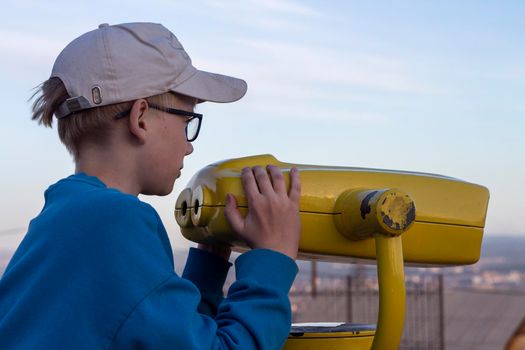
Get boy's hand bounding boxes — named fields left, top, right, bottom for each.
left=224, top=165, right=301, bottom=260
left=197, top=243, right=232, bottom=261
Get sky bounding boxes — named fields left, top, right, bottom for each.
left=0, top=0, right=524, bottom=254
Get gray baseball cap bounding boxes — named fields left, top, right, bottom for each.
left=52, top=22, right=247, bottom=119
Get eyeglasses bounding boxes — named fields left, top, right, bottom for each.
left=115, top=103, right=203, bottom=142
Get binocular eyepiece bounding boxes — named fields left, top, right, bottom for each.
left=176, top=186, right=416, bottom=240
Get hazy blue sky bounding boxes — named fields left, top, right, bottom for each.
left=1, top=0, right=523, bottom=252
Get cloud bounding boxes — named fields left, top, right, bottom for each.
left=246, top=100, right=390, bottom=123
left=190, top=37, right=438, bottom=124
left=189, top=36, right=441, bottom=123
left=241, top=16, right=310, bottom=31
left=205, top=0, right=319, bottom=17
left=199, top=0, right=322, bottom=32
left=246, top=0, right=319, bottom=17
left=233, top=39, right=437, bottom=94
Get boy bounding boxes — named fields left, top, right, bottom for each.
left=0, top=22, right=301, bottom=349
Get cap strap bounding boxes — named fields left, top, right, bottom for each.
left=55, top=96, right=91, bottom=119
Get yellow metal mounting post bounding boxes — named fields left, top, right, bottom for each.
left=372, top=234, right=406, bottom=350
left=334, top=188, right=412, bottom=350
left=284, top=188, right=411, bottom=349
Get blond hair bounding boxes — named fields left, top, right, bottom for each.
left=31, top=77, right=175, bottom=159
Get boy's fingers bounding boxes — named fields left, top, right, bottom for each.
left=288, top=167, right=301, bottom=204
left=241, top=167, right=260, bottom=200
left=267, top=165, right=286, bottom=195
left=252, top=166, right=273, bottom=194
left=224, top=193, right=244, bottom=233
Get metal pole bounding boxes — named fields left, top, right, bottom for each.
left=439, top=274, right=445, bottom=350
left=311, top=261, right=317, bottom=298
left=370, top=234, right=406, bottom=350
left=347, top=275, right=353, bottom=323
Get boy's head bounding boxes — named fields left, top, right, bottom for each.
left=31, top=22, right=246, bottom=195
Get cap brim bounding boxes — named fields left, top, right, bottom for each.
left=171, top=69, right=247, bottom=103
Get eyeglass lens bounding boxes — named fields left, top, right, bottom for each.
left=187, top=118, right=200, bottom=141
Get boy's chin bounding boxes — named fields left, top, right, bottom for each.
left=141, top=182, right=175, bottom=197
left=159, top=183, right=176, bottom=196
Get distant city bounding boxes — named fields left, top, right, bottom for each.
left=2, top=233, right=524, bottom=292
left=288, top=235, right=525, bottom=292
left=290, top=235, right=525, bottom=292
left=443, top=235, right=525, bottom=291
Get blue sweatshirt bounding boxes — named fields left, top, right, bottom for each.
left=0, top=173, right=298, bottom=349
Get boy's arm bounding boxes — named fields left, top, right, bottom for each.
left=110, top=248, right=297, bottom=350
left=110, top=166, right=301, bottom=349
left=181, top=246, right=232, bottom=317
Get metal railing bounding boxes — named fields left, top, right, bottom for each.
left=289, top=272, right=444, bottom=350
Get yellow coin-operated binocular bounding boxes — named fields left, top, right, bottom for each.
left=175, top=154, right=489, bottom=350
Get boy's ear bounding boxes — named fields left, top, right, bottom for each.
left=127, top=99, right=149, bottom=144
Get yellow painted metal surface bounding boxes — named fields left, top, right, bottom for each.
left=175, top=154, right=490, bottom=349
left=283, top=334, right=374, bottom=350
left=283, top=323, right=375, bottom=350
left=371, top=235, right=405, bottom=350
left=334, top=188, right=415, bottom=239
left=175, top=154, right=489, bottom=265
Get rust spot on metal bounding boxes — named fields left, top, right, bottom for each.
left=407, top=203, right=416, bottom=225
left=382, top=211, right=394, bottom=228
left=360, top=191, right=378, bottom=219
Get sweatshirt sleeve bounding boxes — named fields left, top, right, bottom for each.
left=109, top=249, right=298, bottom=350
left=182, top=247, right=232, bottom=317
